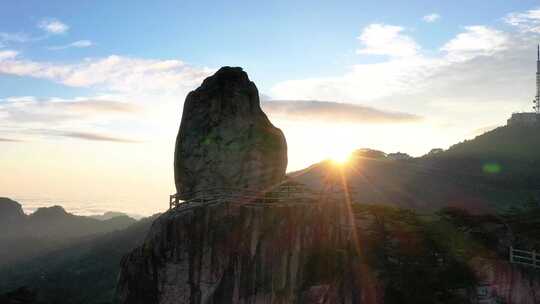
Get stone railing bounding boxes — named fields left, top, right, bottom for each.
left=169, top=185, right=316, bottom=210
left=509, top=247, right=540, bottom=269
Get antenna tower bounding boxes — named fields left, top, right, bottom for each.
left=535, top=44, right=540, bottom=113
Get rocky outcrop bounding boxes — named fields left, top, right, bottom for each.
left=174, top=67, right=287, bottom=200
left=0, top=287, right=37, bottom=304
left=0, top=197, right=25, bottom=227
left=116, top=201, right=362, bottom=304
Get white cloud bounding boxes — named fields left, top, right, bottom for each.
left=423, top=13, right=440, bottom=23
left=0, top=96, right=140, bottom=123
left=48, top=40, right=94, bottom=50
left=441, top=26, right=509, bottom=61
left=271, top=18, right=537, bottom=135
left=357, top=24, right=420, bottom=58
left=504, top=8, right=540, bottom=33
left=0, top=51, right=213, bottom=144
left=262, top=100, right=421, bottom=124
left=37, top=130, right=141, bottom=143
left=0, top=50, right=18, bottom=60
left=272, top=56, right=443, bottom=102
left=0, top=53, right=212, bottom=94
left=0, top=96, right=147, bottom=142
left=38, top=19, right=69, bottom=34
left=71, top=40, right=93, bottom=48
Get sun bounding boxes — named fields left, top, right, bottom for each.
left=330, top=150, right=351, bottom=165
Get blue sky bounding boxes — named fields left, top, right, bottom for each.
left=2, top=1, right=540, bottom=214
left=2, top=0, right=539, bottom=96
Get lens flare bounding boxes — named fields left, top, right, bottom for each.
left=330, top=150, right=351, bottom=165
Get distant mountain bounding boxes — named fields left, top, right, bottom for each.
left=0, top=198, right=25, bottom=222
left=0, top=198, right=137, bottom=267
left=0, top=198, right=26, bottom=238
left=291, top=125, right=540, bottom=212
left=422, top=124, right=540, bottom=189
left=0, top=214, right=158, bottom=304
left=0, top=199, right=136, bottom=239
left=89, top=211, right=131, bottom=221
left=437, top=124, right=540, bottom=161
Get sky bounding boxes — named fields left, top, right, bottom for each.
left=2, top=0, right=540, bottom=215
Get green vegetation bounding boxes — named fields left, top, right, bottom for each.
left=504, top=196, right=540, bottom=250
left=350, top=205, right=478, bottom=303
left=442, top=125, right=540, bottom=161
left=429, top=125, right=540, bottom=190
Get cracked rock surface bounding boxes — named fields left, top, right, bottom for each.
left=173, top=67, right=287, bottom=199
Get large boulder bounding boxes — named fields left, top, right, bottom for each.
left=174, top=67, right=287, bottom=199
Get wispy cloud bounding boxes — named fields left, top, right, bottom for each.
left=0, top=97, right=146, bottom=143
left=0, top=137, right=23, bottom=142
left=52, top=99, right=139, bottom=113
left=0, top=53, right=212, bottom=94
left=1, top=18, right=72, bottom=48
left=356, top=23, right=420, bottom=57
left=0, top=33, right=33, bottom=49
left=0, top=32, right=30, bottom=43
left=422, top=13, right=440, bottom=23
left=0, top=50, right=18, bottom=60
left=48, top=40, right=94, bottom=50
left=38, top=19, right=69, bottom=34
left=48, top=130, right=141, bottom=143
left=0, top=97, right=140, bottom=123
left=504, top=8, right=540, bottom=33
left=263, top=100, right=422, bottom=124
left=271, top=55, right=442, bottom=102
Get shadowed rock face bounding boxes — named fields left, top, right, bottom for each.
left=174, top=67, right=287, bottom=199
left=116, top=202, right=361, bottom=304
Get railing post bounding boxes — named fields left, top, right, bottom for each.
left=534, top=250, right=537, bottom=267
left=509, top=246, right=514, bottom=264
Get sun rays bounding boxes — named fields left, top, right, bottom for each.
left=327, top=148, right=354, bottom=167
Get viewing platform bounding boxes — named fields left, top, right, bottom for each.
left=168, top=181, right=318, bottom=210
left=168, top=180, right=356, bottom=210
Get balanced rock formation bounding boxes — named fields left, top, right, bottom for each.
left=117, top=68, right=360, bottom=303
left=174, top=67, right=287, bottom=199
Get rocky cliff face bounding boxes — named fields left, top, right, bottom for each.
left=116, top=201, right=363, bottom=304
left=472, top=258, right=540, bottom=304
left=174, top=67, right=287, bottom=200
